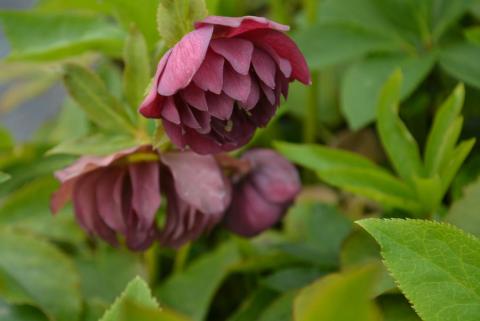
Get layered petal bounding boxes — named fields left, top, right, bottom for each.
left=158, top=25, right=214, bottom=95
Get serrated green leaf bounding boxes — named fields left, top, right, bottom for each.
left=123, top=27, right=151, bottom=111
left=0, top=11, right=124, bottom=61
left=445, top=176, right=480, bottom=237
left=100, top=277, right=159, bottom=321
left=119, top=300, right=190, bottom=321
left=294, top=263, right=382, bottom=321
left=376, top=70, right=424, bottom=182
left=0, top=227, right=82, bottom=321
left=157, top=0, right=208, bottom=47
left=47, top=134, right=138, bottom=156
left=424, top=84, right=464, bottom=175
left=358, top=218, right=480, bottom=321
left=156, top=242, right=240, bottom=321
left=341, top=55, right=434, bottom=129
left=62, top=63, right=136, bottom=134
left=440, top=43, right=480, bottom=89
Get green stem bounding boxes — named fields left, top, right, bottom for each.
left=304, top=71, right=319, bottom=143
left=145, top=244, right=160, bottom=286
left=302, top=0, right=319, bottom=144
left=174, top=242, right=191, bottom=273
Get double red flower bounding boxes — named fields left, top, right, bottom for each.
left=140, top=16, right=310, bottom=154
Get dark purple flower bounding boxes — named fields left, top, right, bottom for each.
left=223, top=149, right=301, bottom=237
left=139, top=16, right=310, bottom=154
left=51, top=147, right=231, bottom=250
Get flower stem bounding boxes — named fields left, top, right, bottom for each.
left=302, top=0, right=319, bottom=144
left=174, top=242, right=191, bottom=273
left=145, top=244, right=160, bottom=286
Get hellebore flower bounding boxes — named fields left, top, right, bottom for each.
left=140, top=16, right=310, bottom=154
left=223, top=149, right=301, bottom=237
left=51, top=147, right=231, bottom=250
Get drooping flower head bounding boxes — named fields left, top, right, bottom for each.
left=140, top=16, right=310, bottom=154
left=222, top=149, right=301, bottom=236
left=51, top=147, right=231, bottom=250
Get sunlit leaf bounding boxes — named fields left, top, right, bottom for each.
left=359, top=218, right=480, bottom=321
left=48, top=134, right=139, bottom=156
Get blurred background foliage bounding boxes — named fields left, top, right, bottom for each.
left=0, top=0, right=480, bottom=320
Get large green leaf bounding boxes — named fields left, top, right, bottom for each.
left=100, top=277, right=159, bottom=321
left=359, top=218, right=480, bottom=321
left=62, top=63, right=136, bottom=134
left=379, top=295, right=421, bottom=321
left=156, top=242, right=240, bottom=321
left=376, top=70, right=424, bottom=182
left=108, top=0, right=159, bottom=49
left=424, top=84, right=464, bottom=176
left=258, top=291, right=295, bottom=321
left=123, top=27, right=151, bottom=111
left=275, top=142, right=421, bottom=211
left=341, top=55, right=434, bottom=129
left=440, top=43, right=480, bottom=89
left=157, top=0, right=208, bottom=46
left=227, top=288, right=277, bottom=321
left=0, top=227, right=82, bottom=321
left=0, top=11, right=124, bottom=60
left=293, top=24, right=400, bottom=70
left=445, top=177, right=480, bottom=237
left=0, top=300, right=48, bottom=321
left=283, top=202, right=352, bottom=267
left=274, top=141, right=379, bottom=172
left=0, top=177, right=83, bottom=243
left=293, top=263, right=381, bottom=321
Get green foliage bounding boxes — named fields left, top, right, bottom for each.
left=156, top=242, right=240, bottom=321
left=0, top=172, right=10, bottom=184
left=157, top=0, right=208, bottom=47
left=445, top=176, right=480, bottom=237
left=0, top=11, right=125, bottom=61
left=0, top=227, right=82, bottom=321
left=62, top=63, right=136, bottom=134
left=47, top=134, right=139, bottom=156
left=359, top=219, right=480, bottom=321
left=293, top=263, right=382, bottom=321
left=276, top=71, right=475, bottom=216
left=123, top=27, right=152, bottom=112
left=99, top=277, right=159, bottom=321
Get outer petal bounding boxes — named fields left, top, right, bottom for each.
left=96, top=168, right=128, bottom=233
left=160, top=151, right=231, bottom=214
left=184, top=128, right=222, bottom=154
left=162, top=119, right=186, bottom=149
left=129, top=162, right=161, bottom=229
left=243, top=149, right=301, bottom=204
left=223, top=181, right=284, bottom=237
left=180, top=84, right=208, bottom=111
left=54, top=146, right=142, bottom=183
left=245, top=29, right=311, bottom=85
left=139, top=49, right=172, bottom=118
left=195, top=16, right=289, bottom=38
left=73, top=171, right=118, bottom=245
left=158, top=25, right=214, bottom=95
